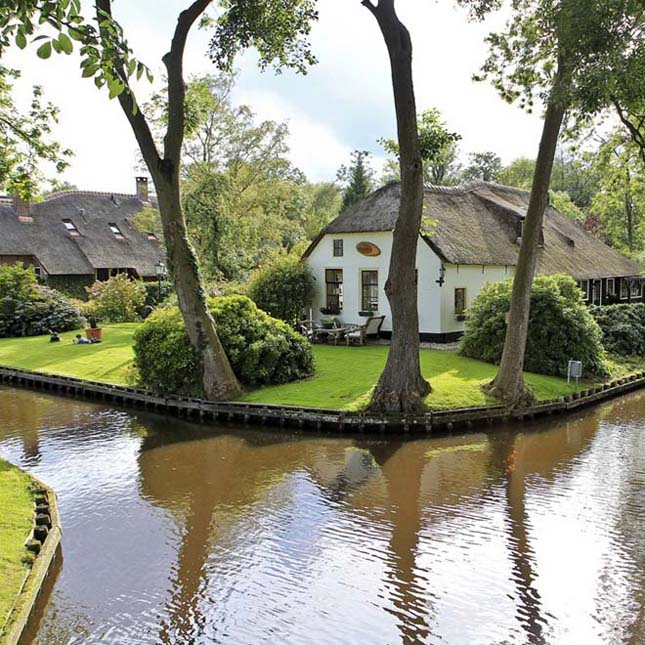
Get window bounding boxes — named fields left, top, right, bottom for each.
left=578, top=280, right=589, bottom=299
left=325, top=269, right=343, bottom=313
left=147, top=232, right=157, bottom=241
left=621, top=279, right=630, bottom=299
left=109, top=222, right=125, bottom=239
left=631, top=280, right=642, bottom=299
left=361, top=270, right=379, bottom=312
left=333, top=239, right=344, bottom=257
left=607, top=278, right=615, bottom=296
left=34, top=266, right=41, bottom=279
left=454, top=288, right=466, bottom=315
left=62, top=219, right=80, bottom=236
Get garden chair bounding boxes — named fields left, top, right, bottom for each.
left=345, top=315, right=385, bottom=346
left=298, top=319, right=322, bottom=342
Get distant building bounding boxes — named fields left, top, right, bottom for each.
left=304, top=181, right=644, bottom=342
left=0, top=177, right=163, bottom=296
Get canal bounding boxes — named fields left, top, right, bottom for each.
left=0, top=387, right=643, bottom=645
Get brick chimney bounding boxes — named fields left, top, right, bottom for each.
left=135, top=176, right=149, bottom=203
left=13, top=192, right=32, bottom=222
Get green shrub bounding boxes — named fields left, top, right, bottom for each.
left=86, top=274, right=146, bottom=323
left=0, top=264, right=82, bottom=337
left=141, top=280, right=173, bottom=317
left=133, top=295, right=315, bottom=395
left=589, top=303, right=645, bottom=356
left=247, top=257, right=315, bottom=326
left=460, top=274, right=610, bottom=378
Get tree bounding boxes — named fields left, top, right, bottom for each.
left=380, top=108, right=462, bottom=186
left=0, top=65, right=72, bottom=198
left=0, top=1, right=319, bottom=400
left=591, top=128, right=645, bottom=253
left=498, top=157, right=535, bottom=190
left=478, top=0, right=644, bottom=406
left=461, top=151, right=502, bottom=183
left=361, top=0, right=430, bottom=413
left=336, top=150, right=375, bottom=211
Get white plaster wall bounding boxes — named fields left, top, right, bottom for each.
left=307, top=232, right=443, bottom=334
left=440, top=264, right=514, bottom=333
left=306, top=234, right=515, bottom=335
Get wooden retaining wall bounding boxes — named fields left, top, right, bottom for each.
left=2, top=365, right=645, bottom=434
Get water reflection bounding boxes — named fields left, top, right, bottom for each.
left=0, top=387, right=642, bottom=644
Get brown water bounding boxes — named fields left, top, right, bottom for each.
left=0, top=387, right=643, bottom=645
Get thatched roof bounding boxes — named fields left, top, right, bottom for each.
left=0, top=191, right=162, bottom=277
left=305, top=182, right=642, bottom=280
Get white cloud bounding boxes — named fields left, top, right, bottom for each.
left=4, top=0, right=545, bottom=194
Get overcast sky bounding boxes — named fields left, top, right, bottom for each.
left=4, top=0, right=545, bottom=195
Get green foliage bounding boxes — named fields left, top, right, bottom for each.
left=381, top=108, right=462, bottom=185
left=337, top=150, right=375, bottom=211
left=460, top=274, right=610, bottom=378
left=86, top=274, right=146, bottom=323
left=590, top=128, right=645, bottom=252
left=0, top=263, right=81, bottom=337
left=0, top=65, right=72, bottom=198
left=589, top=304, right=645, bottom=356
left=133, top=296, right=314, bottom=395
left=47, top=275, right=94, bottom=300
left=461, top=151, right=502, bottom=183
left=248, top=257, right=315, bottom=325
left=142, top=280, right=173, bottom=315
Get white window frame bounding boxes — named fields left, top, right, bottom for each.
left=578, top=280, right=589, bottom=299
left=360, top=269, right=379, bottom=313
left=620, top=279, right=630, bottom=300
left=607, top=278, right=615, bottom=296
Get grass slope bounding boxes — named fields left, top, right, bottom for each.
left=242, top=344, right=580, bottom=410
left=0, top=326, right=588, bottom=410
left=0, top=459, right=34, bottom=631
left=0, top=324, right=136, bottom=384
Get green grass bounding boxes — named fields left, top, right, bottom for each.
left=241, top=344, right=582, bottom=410
left=0, top=459, right=34, bottom=632
left=1, top=326, right=639, bottom=412
left=0, top=324, right=137, bottom=384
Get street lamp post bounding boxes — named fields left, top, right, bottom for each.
left=154, top=260, right=166, bottom=301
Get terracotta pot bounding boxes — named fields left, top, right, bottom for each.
left=85, top=327, right=102, bottom=341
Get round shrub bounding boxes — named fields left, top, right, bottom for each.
left=460, top=274, right=610, bottom=378
left=247, top=257, right=315, bottom=326
left=589, top=303, right=645, bottom=356
left=86, top=274, right=146, bottom=323
left=133, top=295, right=315, bottom=396
left=0, top=264, right=81, bottom=337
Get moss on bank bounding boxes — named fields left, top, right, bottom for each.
left=0, top=459, right=34, bottom=635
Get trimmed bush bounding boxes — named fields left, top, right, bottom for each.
left=86, top=274, right=146, bottom=323
left=590, top=303, right=645, bottom=356
left=133, top=295, right=315, bottom=395
left=460, top=274, right=610, bottom=378
left=248, top=257, right=315, bottom=326
left=0, top=263, right=82, bottom=337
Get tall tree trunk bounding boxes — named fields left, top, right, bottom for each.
left=625, top=168, right=634, bottom=251
left=363, top=0, right=430, bottom=415
left=97, top=0, right=241, bottom=400
left=487, top=69, right=568, bottom=408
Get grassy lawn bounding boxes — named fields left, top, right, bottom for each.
left=0, top=324, right=137, bottom=385
left=241, top=344, right=582, bottom=410
left=1, top=325, right=637, bottom=411
left=0, top=459, right=34, bottom=633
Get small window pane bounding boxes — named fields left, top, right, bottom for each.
left=109, top=222, right=124, bottom=238
left=361, top=270, right=378, bottom=312
left=454, top=288, right=466, bottom=314
left=333, top=239, right=344, bottom=257
left=325, top=269, right=343, bottom=313
left=607, top=279, right=615, bottom=296
left=621, top=279, right=629, bottom=299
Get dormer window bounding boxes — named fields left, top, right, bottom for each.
left=147, top=232, right=157, bottom=241
left=109, top=222, right=125, bottom=239
left=62, top=219, right=80, bottom=236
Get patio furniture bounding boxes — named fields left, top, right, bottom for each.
left=298, top=319, right=322, bottom=342
left=298, top=319, right=348, bottom=344
left=345, top=315, right=385, bottom=346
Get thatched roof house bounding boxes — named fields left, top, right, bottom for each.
left=304, top=181, right=643, bottom=342
left=0, top=178, right=163, bottom=295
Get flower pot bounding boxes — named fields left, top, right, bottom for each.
left=86, top=327, right=102, bottom=341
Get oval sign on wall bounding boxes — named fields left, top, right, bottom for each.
left=356, top=241, right=381, bottom=257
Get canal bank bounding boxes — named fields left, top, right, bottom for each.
left=1, top=364, right=645, bottom=435
left=0, top=462, right=61, bottom=645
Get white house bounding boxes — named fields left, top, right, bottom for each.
left=303, top=181, right=644, bottom=342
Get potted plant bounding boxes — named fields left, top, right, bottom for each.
left=320, top=305, right=341, bottom=316
left=85, top=316, right=102, bottom=341
left=359, top=310, right=377, bottom=317
left=455, top=312, right=467, bottom=322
